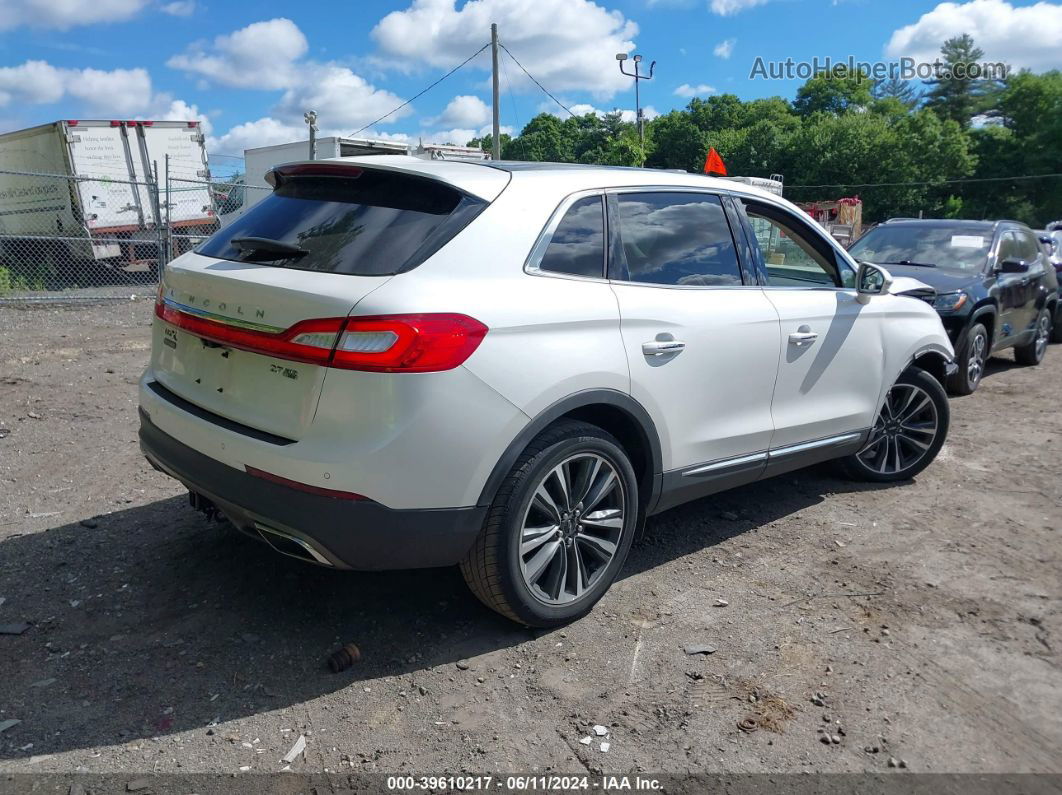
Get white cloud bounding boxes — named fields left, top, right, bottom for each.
left=66, top=67, right=154, bottom=115
left=709, top=0, right=769, bottom=14
left=272, top=63, right=410, bottom=131
left=0, top=60, right=153, bottom=114
left=167, top=18, right=308, bottom=89
left=674, top=83, right=717, bottom=97
left=207, top=118, right=307, bottom=156
left=885, top=0, right=1062, bottom=72
left=372, top=0, right=639, bottom=99
left=430, top=95, right=492, bottom=128
left=0, top=61, right=67, bottom=106
left=171, top=20, right=411, bottom=154
left=713, top=38, right=736, bottom=59
left=160, top=0, right=195, bottom=16
left=142, top=98, right=212, bottom=135
left=0, top=0, right=148, bottom=30
left=422, top=123, right=513, bottom=147
left=0, top=58, right=207, bottom=130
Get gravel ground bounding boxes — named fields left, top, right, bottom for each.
left=0, top=300, right=1059, bottom=777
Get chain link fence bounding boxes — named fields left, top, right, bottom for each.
left=0, top=167, right=268, bottom=304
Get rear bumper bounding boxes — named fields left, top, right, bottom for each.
left=139, top=410, right=485, bottom=570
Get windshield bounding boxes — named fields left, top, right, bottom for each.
left=197, top=169, right=485, bottom=276
left=849, top=225, right=992, bottom=273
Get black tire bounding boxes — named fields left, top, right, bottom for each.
left=837, top=367, right=949, bottom=483
left=460, top=420, right=639, bottom=627
left=1014, top=308, right=1051, bottom=366
left=946, top=322, right=989, bottom=396
left=1051, top=306, right=1062, bottom=344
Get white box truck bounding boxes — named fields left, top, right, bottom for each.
left=0, top=119, right=216, bottom=275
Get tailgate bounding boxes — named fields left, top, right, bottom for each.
left=148, top=162, right=493, bottom=441
left=152, top=252, right=389, bottom=440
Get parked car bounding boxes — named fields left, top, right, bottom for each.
left=848, top=218, right=1057, bottom=395
left=1036, top=228, right=1062, bottom=343
left=139, top=158, right=955, bottom=627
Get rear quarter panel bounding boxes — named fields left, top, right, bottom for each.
left=353, top=179, right=631, bottom=420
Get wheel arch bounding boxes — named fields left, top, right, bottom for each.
left=476, top=390, right=663, bottom=515
left=970, top=303, right=998, bottom=344
left=909, top=348, right=952, bottom=386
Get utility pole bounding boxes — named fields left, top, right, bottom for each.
left=491, top=23, right=501, bottom=161
left=304, top=110, right=318, bottom=160
left=616, top=53, right=655, bottom=160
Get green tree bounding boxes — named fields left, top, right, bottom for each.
left=643, top=111, right=706, bottom=171
left=793, top=65, right=874, bottom=116
left=960, top=70, right=1062, bottom=225
left=872, top=77, right=921, bottom=109
left=923, top=34, right=1000, bottom=126
left=467, top=132, right=512, bottom=154
left=501, top=114, right=574, bottom=162
left=687, top=94, right=746, bottom=132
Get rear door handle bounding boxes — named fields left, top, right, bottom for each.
left=788, top=330, right=818, bottom=346
left=642, top=340, right=686, bottom=356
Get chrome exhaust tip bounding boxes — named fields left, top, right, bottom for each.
left=254, top=523, right=334, bottom=567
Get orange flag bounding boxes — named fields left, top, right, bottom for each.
left=703, top=147, right=728, bottom=176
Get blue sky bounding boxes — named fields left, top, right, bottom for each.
left=1, top=0, right=1059, bottom=160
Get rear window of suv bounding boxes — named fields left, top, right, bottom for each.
left=197, top=168, right=486, bottom=276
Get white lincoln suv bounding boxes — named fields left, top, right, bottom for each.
left=139, top=157, right=955, bottom=626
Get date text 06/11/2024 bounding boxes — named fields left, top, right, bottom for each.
left=384, top=775, right=664, bottom=791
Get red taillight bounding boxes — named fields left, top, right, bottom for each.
left=332, top=314, right=487, bottom=372
left=155, top=300, right=486, bottom=373
left=245, top=466, right=368, bottom=500
left=154, top=299, right=344, bottom=366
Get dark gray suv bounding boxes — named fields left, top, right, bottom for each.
left=849, top=218, right=1057, bottom=395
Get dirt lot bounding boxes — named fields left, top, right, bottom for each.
left=0, top=300, right=1059, bottom=777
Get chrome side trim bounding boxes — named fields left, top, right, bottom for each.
left=768, top=432, right=863, bottom=459
left=682, top=451, right=767, bottom=478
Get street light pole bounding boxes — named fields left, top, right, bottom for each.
left=616, top=53, right=655, bottom=161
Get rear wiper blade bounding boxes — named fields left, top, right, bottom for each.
left=231, top=236, right=308, bottom=262
left=878, top=260, right=936, bottom=268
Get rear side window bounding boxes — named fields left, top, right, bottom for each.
left=197, top=169, right=485, bottom=276
left=614, top=192, right=742, bottom=287
left=537, top=196, right=605, bottom=278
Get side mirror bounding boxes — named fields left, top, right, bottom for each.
left=999, top=258, right=1029, bottom=274
left=856, top=261, right=893, bottom=296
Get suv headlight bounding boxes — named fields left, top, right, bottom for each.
left=934, top=291, right=968, bottom=311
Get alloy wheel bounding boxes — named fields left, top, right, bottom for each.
left=968, top=330, right=986, bottom=386
left=518, top=453, right=626, bottom=605
left=1035, top=313, right=1050, bottom=361
left=857, top=383, right=940, bottom=476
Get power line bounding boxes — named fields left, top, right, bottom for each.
left=500, top=46, right=521, bottom=134
left=789, top=173, right=1062, bottom=190
left=347, top=43, right=491, bottom=138
left=499, top=43, right=574, bottom=117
